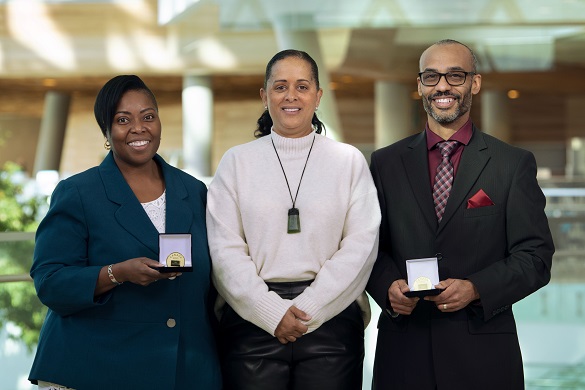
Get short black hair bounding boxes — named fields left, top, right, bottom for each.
left=94, top=75, right=158, bottom=138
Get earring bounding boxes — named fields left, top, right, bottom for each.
left=264, top=106, right=268, bottom=110
left=104, top=140, right=111, bottom=150
left=315, top=106, right=319, bottom=111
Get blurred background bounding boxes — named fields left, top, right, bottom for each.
left=1, top=0, right=584, bottom=388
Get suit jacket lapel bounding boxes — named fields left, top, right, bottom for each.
left=438, top=127, right=490, bottom=233
left=99, top=153, right=167, bottom=256
left=402, top=131, right=438, bottom=232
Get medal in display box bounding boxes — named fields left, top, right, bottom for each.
left=158, top=233, right=193, bottom=272
left=404, top=257, right=443, bottom=297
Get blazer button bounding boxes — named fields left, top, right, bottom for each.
left=166, top=318, right=176, bottom=328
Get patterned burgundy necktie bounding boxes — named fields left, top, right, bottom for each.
left=433, top=141, right=459, bottom=223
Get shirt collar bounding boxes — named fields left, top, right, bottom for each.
left=425, top=119, right=473, bottom=150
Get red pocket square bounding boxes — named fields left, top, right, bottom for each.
left=467, top=189, right=495, bottom=209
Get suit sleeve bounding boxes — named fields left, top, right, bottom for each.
left=30, top=180, right=107, bottom=317
left=467, top=151, right=554, bottom=321
left=366, top=150, right=405, bottom=312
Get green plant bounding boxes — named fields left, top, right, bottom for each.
left=0, top=161, right=48, bottom=351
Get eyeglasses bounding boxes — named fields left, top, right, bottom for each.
left=418, top=71, right=475, bottom=86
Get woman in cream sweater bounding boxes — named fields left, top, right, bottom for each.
left=206, top=49, right=381, bottom=390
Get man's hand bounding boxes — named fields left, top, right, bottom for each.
left=425, top=278, right=480, bottom=312
left=388, top=279, right=419, bottom=315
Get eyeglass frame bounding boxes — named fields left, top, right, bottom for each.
left=418, top=71, right=476, bottom=86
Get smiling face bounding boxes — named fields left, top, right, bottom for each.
left=107, top=89, right=161, bottom=169
left=260, top=56, right=323, bottom=138
left=418, top=42, right=481, bottom=133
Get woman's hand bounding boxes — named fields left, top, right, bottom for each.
left=95, top=258, right=181, bottom=296
left=113, top=257, right=182, bottom=286
left=274, top=306, right=311, bottom=344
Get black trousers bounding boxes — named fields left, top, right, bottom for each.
left=219, top=280, right=365, bottom=390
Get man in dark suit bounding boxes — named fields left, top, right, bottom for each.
left=366, top=39, right=554, bottom=389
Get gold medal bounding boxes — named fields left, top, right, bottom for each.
left=413, top=276, right=432, bottom=291
left=166, top=252, right=185, bottom=267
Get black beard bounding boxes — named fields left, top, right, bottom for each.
left=422, top=91, right=472, bottom=124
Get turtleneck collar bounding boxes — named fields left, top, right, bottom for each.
left=270, top=128, right=317, bottom=155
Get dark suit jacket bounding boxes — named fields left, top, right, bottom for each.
left=367, top=127, right=554, bottom=390
left=29, top=153, right=221, bottom=389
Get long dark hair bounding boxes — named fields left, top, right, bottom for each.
left=94, top=75, right=158, bottom=138
left=254, top=49, right=326, bottom=138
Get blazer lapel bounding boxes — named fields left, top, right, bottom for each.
left=402, top=131, right=437, bottom=232
left=99, top=153, right=159, bottom=255
left=438, top=127, right=490, bottom=233
left=157, top=155, right=193, bottom=234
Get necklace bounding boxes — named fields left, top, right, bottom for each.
left=271, top=134, right=316, bottom=234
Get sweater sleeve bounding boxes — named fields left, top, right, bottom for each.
left=292, top=151, right=381, bottom=332
left=206, top=151, right=293, bottom=336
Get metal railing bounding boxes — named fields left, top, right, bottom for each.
left=0, top=231, right=35, bottom=283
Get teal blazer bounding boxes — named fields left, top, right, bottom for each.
left=29, top=153, right=221, bottom=389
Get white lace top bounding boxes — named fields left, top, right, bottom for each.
left=141, top=191, right=166, bottom=233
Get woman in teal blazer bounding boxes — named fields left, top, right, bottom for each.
left=28, top=75, right=221, bottom=389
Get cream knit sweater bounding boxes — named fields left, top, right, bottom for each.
left=206, top=130, right=381, bottom=336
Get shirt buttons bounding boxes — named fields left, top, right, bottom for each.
left=166, top=318, right=176, bottom=328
